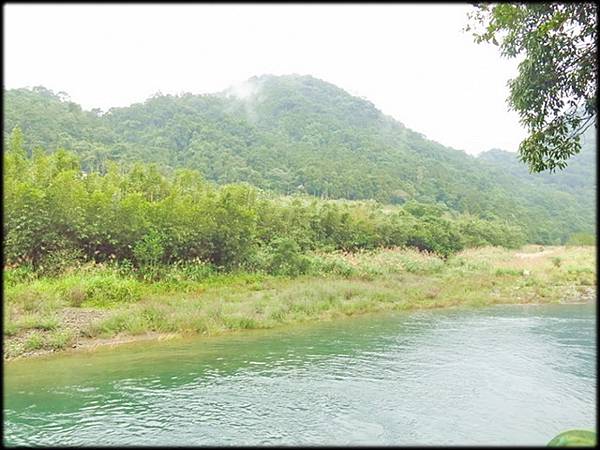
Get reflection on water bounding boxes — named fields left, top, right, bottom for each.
left=3, top=303, right=596, bottom=446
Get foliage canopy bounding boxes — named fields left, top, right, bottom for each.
left=4, top=131, right=529, bottom=274
left=467, top=2, right=597, bottom=172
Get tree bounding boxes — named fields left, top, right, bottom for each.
left=7, top=126, right=26, bottom=156
left=466, top=3, right=597, bottom=172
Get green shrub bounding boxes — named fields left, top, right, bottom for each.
left=48, top=329, right=76, bottom=350
left=3, top=265, right=37, bottom=287
left=495, top=268, right=524, bottom=276
left=17, top=314, right=59, bottom=331
left=116, top=259, right=135, bottom=276
left=24, top=333, right=45, bottom=351
left=140, top=304, right=168, bottom=330
left=551, top=257, right=562, bottom=268
left=133, top=231, right=165, bottom=279
left=4, top=322, right=19, bottom=337
left=267, top=237, right=312, bottom=276
left=82, top=275, right=142, bottom=306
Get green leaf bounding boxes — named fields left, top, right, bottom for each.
left=547, top=430, right=597, bottom=447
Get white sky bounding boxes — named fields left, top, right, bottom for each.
left=3, top=3, right=527, bottom=155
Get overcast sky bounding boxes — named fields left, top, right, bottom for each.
left=4, top=3, right=528, bottom=155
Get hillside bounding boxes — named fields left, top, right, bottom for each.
left=3, top=75, right=596, bottom=244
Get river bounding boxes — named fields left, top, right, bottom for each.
left=3, top=302, right=596, bottom=446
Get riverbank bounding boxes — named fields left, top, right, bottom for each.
left=4, top=245, right=595, bottom=360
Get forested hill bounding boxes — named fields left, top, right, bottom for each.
left=3, top=75, right=596, bottom=244
left=478, top=129, right=596, bottom=198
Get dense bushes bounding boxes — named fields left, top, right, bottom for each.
left=4, top=130, right=528, bottom=276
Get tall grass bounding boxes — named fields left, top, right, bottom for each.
left=3, top=245, right=596, bottom=359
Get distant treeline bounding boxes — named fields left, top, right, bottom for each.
left=4, top=128, right=528, bottom=276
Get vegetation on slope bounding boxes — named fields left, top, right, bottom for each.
left=4, top=128, right=524, bottom=276
left=3, top=75, right=596, bottom=244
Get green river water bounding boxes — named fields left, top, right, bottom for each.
left=3, top=303, right=596, bottom=446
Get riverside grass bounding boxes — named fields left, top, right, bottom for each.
left=3, top=245, right=596, bottom=360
